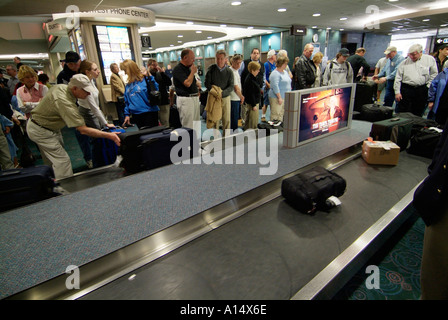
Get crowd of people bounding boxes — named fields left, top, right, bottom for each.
left=1, top=41, right=448, bottom=299
left=1, top=43, right=448, bottom=179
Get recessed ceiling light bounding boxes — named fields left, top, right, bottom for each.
left=340, top=17, right=347, bottom=21
left=422, top=19, right=430, bottom=22
left=231, top=1, right=241, bottom=5
left=178, top=41, right=182, bottom=43
left=312, top=26, right=318, bottom=28
left=312, top=13, right=321, bottom=17
left=177, top=35, right=183, bottom=37
left=278, top=8, right=287, bottom=12
left=196, top=30, right=202, bottom=33
left=247, top=26, right=254, bottom=29
left=340, top=28, right=344, bottom=31
left=220, top=24, right=227, bottom=27
left=186, top=21, right=194, bottom=25
left=207, top=36, right=213, bottom=39
left=441, top=24, right=448, bottom=27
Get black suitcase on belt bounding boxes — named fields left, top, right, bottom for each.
left=119, top=126, right=167, bottom=173
left=407, top=127, right=442, bottom=159
left=281, top=166, right=347, bottom=214
left=360, top=104, right=393, bottom=122
left=370, top=117, right=413, bottom=151
left=354, top=81, right=377, bottom=112
left=0, top=165, right=57, bottom=212
left=140, top=127, right=198, bottom=170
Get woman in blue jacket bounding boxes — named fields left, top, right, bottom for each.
left=428, top=67, right=448, bottom=125
left=120, top=59, right=159, bottom=129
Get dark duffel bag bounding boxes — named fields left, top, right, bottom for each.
left=407, top=127, right=442, bottom=159
left=395, top=112, right=441, bottom=135
left=119, top=125, right=167, bottom=173
left=0, top=165, right=58, bottom=212
left=370, top=117, right=413, bottom=151
left=360, top=104, right=393, bottom=122
left=281, top=166, right=347, bottom=214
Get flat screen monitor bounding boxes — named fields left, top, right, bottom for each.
left=92, top=25, right=135, bottom=85
left=283, top=83, right=355, bottom=148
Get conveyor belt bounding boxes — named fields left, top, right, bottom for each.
left=74, top=150, right=429, bottom=300
left=1, top=121, right=431, bottom=300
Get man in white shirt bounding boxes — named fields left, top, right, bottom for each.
left=394, top=44, right=438, bottom=116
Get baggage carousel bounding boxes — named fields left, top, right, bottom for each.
left=0, top=120, right=431, bottom=300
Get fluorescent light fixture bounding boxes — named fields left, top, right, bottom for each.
left=312, top=13, right=321, bottom=17
left=340, top=17, right=347, bottom=21
left=231, top=1, right=241, bottom=5
left=278, top=8, right=287, bottom=12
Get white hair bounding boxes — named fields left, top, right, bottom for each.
left=267, top=49, right=276, bottom=59
left=278, top=49, right=288, bottom=57
left=408, top=43, right=423, bottom=54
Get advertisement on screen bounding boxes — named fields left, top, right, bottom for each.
left=298, top=86, right=352, bottom=143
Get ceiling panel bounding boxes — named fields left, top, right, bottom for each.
left=0, top=0, right=174, bottom=16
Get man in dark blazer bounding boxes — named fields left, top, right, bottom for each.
left=414, top=117, right=448, bottom=299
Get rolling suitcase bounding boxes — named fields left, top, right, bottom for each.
left=360, top=103, right=393, bottom=122
left=93, top=127, right=126, bottom=167
left=119, top=125, right=168, bottom=173
left=140, top=127, right=198, bottom=170
left=370, top=117, right=413, bottom=151
left=0, top=165, right=58, bottom=212
left=281, top=166, right=346, bottom=214
left=354, top=81, right=377, bottom=112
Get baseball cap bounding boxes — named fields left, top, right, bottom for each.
left=69, top=74, right=96, bottom=93
left=65, top=51, right=81, bottom=63
left=384, top=46, right=397, bottom=54
left=339, top=48, right=350, bottom=57
left=439, top=43, right=448, bottom=50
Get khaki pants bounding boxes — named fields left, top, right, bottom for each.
left=421, top=205, right=448, bottom=299
left=269, top=97, right=284, bottom=122
left=0, top=129, right=14, bottom=170
left=27, top=120, right=73, bottom=180
left=243, top=103, right=259, bottom=130
left=176, top=96, right=200, bottom=130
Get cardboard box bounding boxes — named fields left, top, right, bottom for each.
left=362, top=140, right=400, bottom=165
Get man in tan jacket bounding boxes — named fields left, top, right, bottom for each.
left=110, top=63, right=126, bottom=126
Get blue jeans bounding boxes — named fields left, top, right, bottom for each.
left=230, top=100, right=241, bottom=131
left=383, top=80, right=396, bottom=107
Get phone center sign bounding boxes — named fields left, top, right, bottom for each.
left=52, top=6, right=156, bottom=27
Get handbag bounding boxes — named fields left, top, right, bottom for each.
left=144, top=76, right=161, bottom=106
left=117, top=96, right=125, bottom=104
